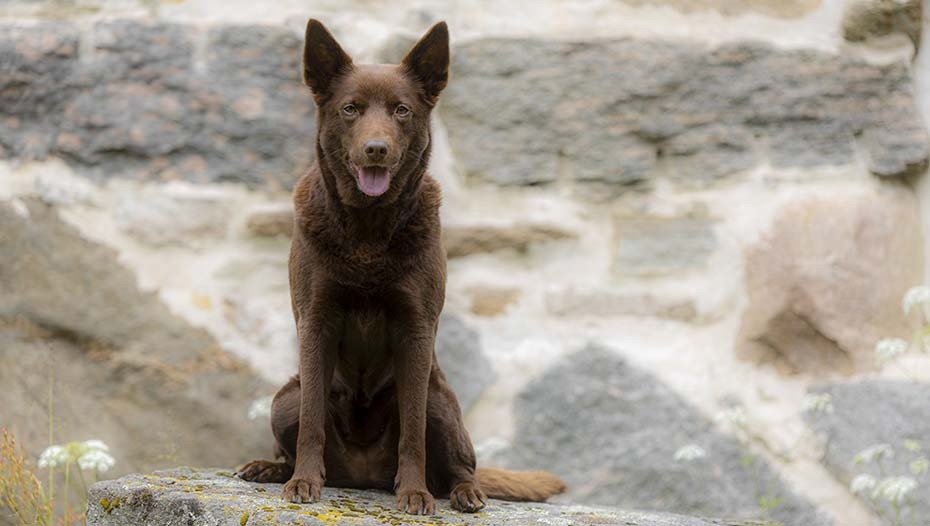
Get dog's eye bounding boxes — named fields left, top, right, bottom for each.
left=395, top=104, right=411, bottom=117
left=341, top=104, right=358, bottom=116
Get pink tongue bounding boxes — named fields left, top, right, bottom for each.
left=357, top=166, right=391, bottom=196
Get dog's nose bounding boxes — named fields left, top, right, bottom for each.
left=364, top=140, right=389, bottom=162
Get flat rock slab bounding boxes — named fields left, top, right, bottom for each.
left=86, top=469, right=776, bottom=526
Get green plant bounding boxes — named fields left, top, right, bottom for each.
left=849, top=440, right=925, bottom=526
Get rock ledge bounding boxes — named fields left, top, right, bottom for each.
left=86, top=468, right=778, bottom=526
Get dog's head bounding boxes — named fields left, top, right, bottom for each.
left=303, top=19, right=449, bottom=207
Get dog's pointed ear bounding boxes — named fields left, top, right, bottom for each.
left=303, top=19, right=353, bottom=96
left=401, top=21, right=449, bottom=106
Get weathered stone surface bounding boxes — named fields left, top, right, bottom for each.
left=114, top=187, right=234, bottom=246
left=467, top=285, right=522, bottom=317
left=5, top=23, right=926, bottom=188
left=613, top=214, right=717, bottom=276
left=545, top=288, right=697, bottom=321
left=0, top=23, right=80, bottom=159
left=244, top=203, right=294, bottom=238
left=736, top=185, right=923, bottom=374
left=441, top=39, right=927, bottom=187
left=843, top=0, right=922, bottom=47
left=619, top=0, right=821, bottom=18
left=2, top=21, right=315, bottom=189
left=491, top=345, right=828, bottom=525
left=0, top=198, right=270, bottom=474
left=442, top=223, right=576, bottom=258
left=86, top=468, right=779, bottom=526
left=435, top=314, right=495, bottom=413
left=804, top=381, right=930, bottom=525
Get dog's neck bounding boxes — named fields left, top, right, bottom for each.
left=317, top=154, right=428, bottom=248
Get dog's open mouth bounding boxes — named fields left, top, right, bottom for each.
left=356, top=166, right=392, bottom=197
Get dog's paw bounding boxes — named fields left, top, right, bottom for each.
left=281, top=477, right=322, bottom=504
left=236, top=460, right=292, bottom=483
left=396, top=488, right=435, bottom=515
left=450, top=481, right=486, bottom=513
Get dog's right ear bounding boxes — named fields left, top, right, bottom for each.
left=303, top=19, right=353, bottom=97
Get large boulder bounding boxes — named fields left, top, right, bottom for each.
left=434, top=314, right=496, bottom=413
left=0, top=198, right=271, bottom=474
left=736, top=185, right=923, bottom=374
left=85, top=468, right=781, bottom=526
left=440, top=38, right=927, bottom=187
left=491, top=345, right=829, bottom=525
left=804, top=381, right=930, bottom=525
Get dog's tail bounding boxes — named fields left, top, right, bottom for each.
left=475, top=467, right=566, bottom=502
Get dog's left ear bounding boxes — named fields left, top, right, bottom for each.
left=401, top=21, right=450, bottom=106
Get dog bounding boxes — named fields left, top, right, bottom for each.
left=236, top=19, right=566, bottom=515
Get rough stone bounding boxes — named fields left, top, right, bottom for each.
left=441, top=39, right=927, bottom=187
left=619, top=0, right=821, bottom=18
left=804, top=381, right=930, bottom=525
left=613, top=214, right=717, bottom=276
left=244, top=203, right=294, bottom=238
left=5, top=23, right=927, bottom=189
left=467, top=286, right=522, bottom=317
left=545, top=288, right=698, bottom=321
left=0, top=23, right=80, bottom=159
left=736, top=185, right=923, bottom=374
left=114, top=187, right=234, bottom=246
left=434, top=314, right=495, bottom=413
left=0, top=198, right=271, bottom=474
left=2, top=21, right=315, bottom=189
left=85, top=468, right=777, bottom=526
left=843, top=0, right=922, bottom=47
left=491, top=345, right=829, bottom=525
left=442, top=223, right=576, bottom=258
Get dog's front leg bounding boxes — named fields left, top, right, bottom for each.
left=391, top=320, right=436, bottom=515
left=282, top=310, right=338, bottom=504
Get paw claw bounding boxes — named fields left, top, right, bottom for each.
left=451, top=482, right=487, bottom=513
left=281, top=477, right=322, bottom=504
left=396, top=488, right=435, bottom=515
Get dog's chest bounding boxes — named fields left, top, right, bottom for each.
left=335, top=306, right=394, bottom=397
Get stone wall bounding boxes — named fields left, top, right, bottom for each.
left=2, top=1, right=930, bottom=525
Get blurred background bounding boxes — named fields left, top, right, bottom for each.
left=2, top=0, right=930, bottom=525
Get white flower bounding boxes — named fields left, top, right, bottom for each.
left=82, top=439, right=110, bottom=453
left=77, top=449, right=115, bottom=473
left=874, top=338, right=908, bottom=366
left=715, top=407, right=747, bottom=429
left=248, top=396, right=274, bottom=420
left=903, top=439, right=922, bottom=453
left=853, top=443, right=895, bottom=465
left=37, top=445, right=69, bottom=469
left=872, top=476, right=918, bottom=505
left=902, top=286, right=930, bottom=315
left=802, top=393, right=834, bottom=415
left=673, top=444, right=707, bottom=462
left=850, top=474, right=877, bottom=495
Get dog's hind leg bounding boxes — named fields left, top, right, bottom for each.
left=237, top=376, right=300, bottom=483
left=424, top=366, right=486, bottom=513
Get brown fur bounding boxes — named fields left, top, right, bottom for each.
left=236, top=19, right=566, bottom=515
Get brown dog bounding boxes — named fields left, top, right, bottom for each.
left=236, top=19, right=566, bottom=515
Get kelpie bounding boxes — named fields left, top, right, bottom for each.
left=236, top=19, right=566, bottom=515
